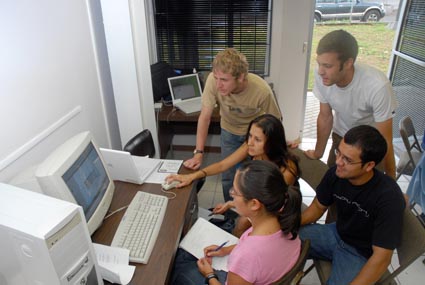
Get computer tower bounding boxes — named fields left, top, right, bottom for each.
left=0, top=183, right=103, bottom=285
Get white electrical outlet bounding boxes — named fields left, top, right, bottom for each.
left=154, top=102, right=163, bottom=110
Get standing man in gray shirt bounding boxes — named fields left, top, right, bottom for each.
left=304, top=30, right=397, bottom=178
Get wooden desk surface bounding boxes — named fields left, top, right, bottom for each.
left=92, top=181, right=196, bottom=284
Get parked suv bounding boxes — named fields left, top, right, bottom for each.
left=315, top=0, right=386, bottom=22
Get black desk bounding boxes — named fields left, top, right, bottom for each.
left=92, top=179, right=198, bottom=284
left=157, top=105, right=221, bottom=158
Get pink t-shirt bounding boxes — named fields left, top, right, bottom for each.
left=226, top=227, right=301, bottom=285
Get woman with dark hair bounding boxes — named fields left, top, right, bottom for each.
left=166, top=113, right=299, bottom=187
left=171, top=160, right=302, bottom=285
left=166, top=114, right=300, bottom=236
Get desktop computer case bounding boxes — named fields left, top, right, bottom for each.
left=0, top=183, right=103, bottom=285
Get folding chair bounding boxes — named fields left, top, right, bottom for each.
left=291, top=148, right=329, bottom=190
left=272, top=239, right=311, bottom=285
left=396, top=116, right=423, bottom=180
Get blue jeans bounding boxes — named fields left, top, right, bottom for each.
left=220, top=129, right=246, bottom=202
left=171, top=249, right=227, bottom=285
left=299, top=223, right=367, bottom=285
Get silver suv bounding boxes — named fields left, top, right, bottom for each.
left=315, top=0, right=386, bottom=22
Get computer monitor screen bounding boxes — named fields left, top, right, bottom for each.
left=35, top=132, right=114, bottom=235
left=168, top=73, right=202, bottom=101
left=62, top=142, right=109, bottom=222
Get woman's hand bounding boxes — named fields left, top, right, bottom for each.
left=197, top=257, right=213, bottom=277
left=164, top=173, right=194, bottom=188
left=203, top=245, right=230, bottom=258
left=212, top=201, right=233, bottom=214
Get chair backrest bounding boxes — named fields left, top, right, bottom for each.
left=291, top=148, right=329, bottom=190
left=123, top=129, right=156, bottom=158
left=376, top=207, right=425, bottom=284
left=291, top=148, right=337, bottom=223
left=272, top=239, right=311, bottom=285
left=399, top=116, right=422, bottom=154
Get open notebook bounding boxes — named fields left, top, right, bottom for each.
left=99, top=148, right=160, bottom=184
left=168, top=73, right=203, bottom=114
left=179, top=218, right=239, bottom=271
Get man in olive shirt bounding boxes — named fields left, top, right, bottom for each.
left=184, top=48, right=281, bottom=201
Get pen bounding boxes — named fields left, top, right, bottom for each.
left=214, top=240, right=229, bottom=252
left=208, top=212, right=214, bottom=217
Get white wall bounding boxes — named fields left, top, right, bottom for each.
left=267, top=0, right=315, bottom=144
left=100, top=0, right=159, bottom=154
left=169, top=0, right=316, bottom=147
left=0, top=0, right=119, bottom=182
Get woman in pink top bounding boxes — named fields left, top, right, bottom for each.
left=171, top=160, right=302, bottom=285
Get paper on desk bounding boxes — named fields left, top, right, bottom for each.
left=93, top=243, right=135, bottom=285
left=145, top=159, right=183, bottom=184
left=157, top=160, right=183, bottom=173
left=179, top=218, right=239, bottom=271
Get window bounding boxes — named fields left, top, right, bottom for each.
left=390, top=0, right=425, bottom=137
left=153, top=0, right=272, bottom=75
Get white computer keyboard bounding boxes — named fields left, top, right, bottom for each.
left=111, top=191, right=168, bottom=264
left=176, top=100, right=201, bottom=114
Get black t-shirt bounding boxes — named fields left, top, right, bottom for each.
left=317, top=167, right=405, bottom=258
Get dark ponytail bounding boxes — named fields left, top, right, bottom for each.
left=237, top=160, right=302, bottom=239
left=277, top=186, right=302, bottom=239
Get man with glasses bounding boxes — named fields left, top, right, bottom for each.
left=304, top=29, right=397, bottom=179
left=300, top=125, right=405, bottom=285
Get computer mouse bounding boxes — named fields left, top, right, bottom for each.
left=162, top=180, right=180, bottom=191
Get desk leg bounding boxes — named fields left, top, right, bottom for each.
left=158, top=120, right=173, bottom=158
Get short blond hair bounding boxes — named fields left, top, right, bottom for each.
left=212, top=48, right=249, bottom=78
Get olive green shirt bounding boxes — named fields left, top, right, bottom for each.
left=202, top=73, right=282, bottom=135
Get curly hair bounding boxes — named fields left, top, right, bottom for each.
left=212, top=48, right=249, bottom=78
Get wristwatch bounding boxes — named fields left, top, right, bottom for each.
left=204, top=273, right=219, bottom=284
left=193, top=149, right=204, bottom=154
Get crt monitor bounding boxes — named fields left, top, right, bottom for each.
left=35, top=131, right=115, bottom=235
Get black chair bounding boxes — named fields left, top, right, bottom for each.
left=123, top=130, right=155, bottom=158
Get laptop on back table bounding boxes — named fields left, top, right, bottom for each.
left=168, top=73, right=203, bottom=114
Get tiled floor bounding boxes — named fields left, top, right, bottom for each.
left=166, top=93, right=424, bottom=284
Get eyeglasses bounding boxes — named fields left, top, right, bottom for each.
left=229, top=187, right=243, bottom=197
left=334, top=149, right=363, bottom=165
